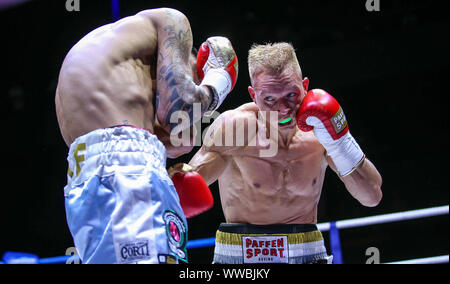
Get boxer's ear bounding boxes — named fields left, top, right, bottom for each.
left=248, top=86, right=256, bottom=103
left=302, top=77, right=310, bottom=92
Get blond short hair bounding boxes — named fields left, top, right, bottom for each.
left=248, top=42, right=302, bottom=85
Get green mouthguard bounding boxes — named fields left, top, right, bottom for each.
left=280, top=118, right=293, bottom=124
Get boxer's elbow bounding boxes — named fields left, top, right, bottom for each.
left=361, top=196, right=382, bottom=208
left=352, top=172, right=383, bottom=207
left=360, top=185, right=383, bottom=208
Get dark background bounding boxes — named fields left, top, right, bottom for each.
left=0, top=0, right=448, bottom=264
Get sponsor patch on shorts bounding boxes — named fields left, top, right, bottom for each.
left=118, top=240, right=151, bottom=264
left=242, top=235, right=289, bottom=264
left=163, top=210, right=188, bottom=263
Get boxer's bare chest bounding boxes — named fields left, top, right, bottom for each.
left=230, top=132, right=326, bottom=193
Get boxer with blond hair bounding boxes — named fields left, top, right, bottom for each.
left=188, top=42, right=382, bottom=264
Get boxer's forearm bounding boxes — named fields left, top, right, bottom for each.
left=166, top=144, right=194, bottom=159
left=189, top=147, right=227, bottom=186
left=153, top=8, right=215, bottom=133
left=154, top=122, right=194, bottom=159
left=341, top=158, right=383, bottom=207
left=157, top=75, right=214, bottom=134
left=298, top=89, right=382, bottom=206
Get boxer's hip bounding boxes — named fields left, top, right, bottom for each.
left=213, top=223, right=331, bottom=264
left=63, top=126, right=187, bottom=264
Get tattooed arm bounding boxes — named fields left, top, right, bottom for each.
left=144, top=8, right=214, bottom=134
left=154, top=120, right=196, bottom=159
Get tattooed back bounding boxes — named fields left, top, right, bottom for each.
left=55, top=8, right=196, bottom=146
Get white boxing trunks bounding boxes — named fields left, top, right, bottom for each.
left=64, top=126, right=188, bottom=264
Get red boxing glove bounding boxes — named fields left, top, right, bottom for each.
left=297, top=89, right=349, bottom=140
left=197, top=36, right=238, bottom=112
left=297, top=89, right=365, bottom=177
left=168, top=164, right=214, bottom=218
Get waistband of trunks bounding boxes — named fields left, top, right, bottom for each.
left=218, top=223, right=319, bottom=235
left=216, top=224, right=323, bottom=246
left=66, top=126, right=167, bottom=188
left=213, top=223, right=328, bottom=264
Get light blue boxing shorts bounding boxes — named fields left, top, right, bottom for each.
left=64, top=126, right=188, bottom=264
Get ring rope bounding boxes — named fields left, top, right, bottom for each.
left=1, top=205, right=448, bottom=264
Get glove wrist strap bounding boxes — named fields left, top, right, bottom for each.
left=168, top=163, right=194, bottom=177
left=325, top=132, right=365, bottom=177
left=201, top=69, right=232, bottom=112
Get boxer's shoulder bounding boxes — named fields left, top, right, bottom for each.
left=220, top=103, right=259, bottom=126
left=136, top=8, right=189, bottom=30
left=137, top=8, right=187, bottom=20
left=289, top=129, right=326, bottom=157
left=203, top=104, right=258, bottom=149
left=236, top=102, right=259, bottom=113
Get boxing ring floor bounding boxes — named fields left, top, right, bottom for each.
left=1, top=205, right=448, bottom=264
